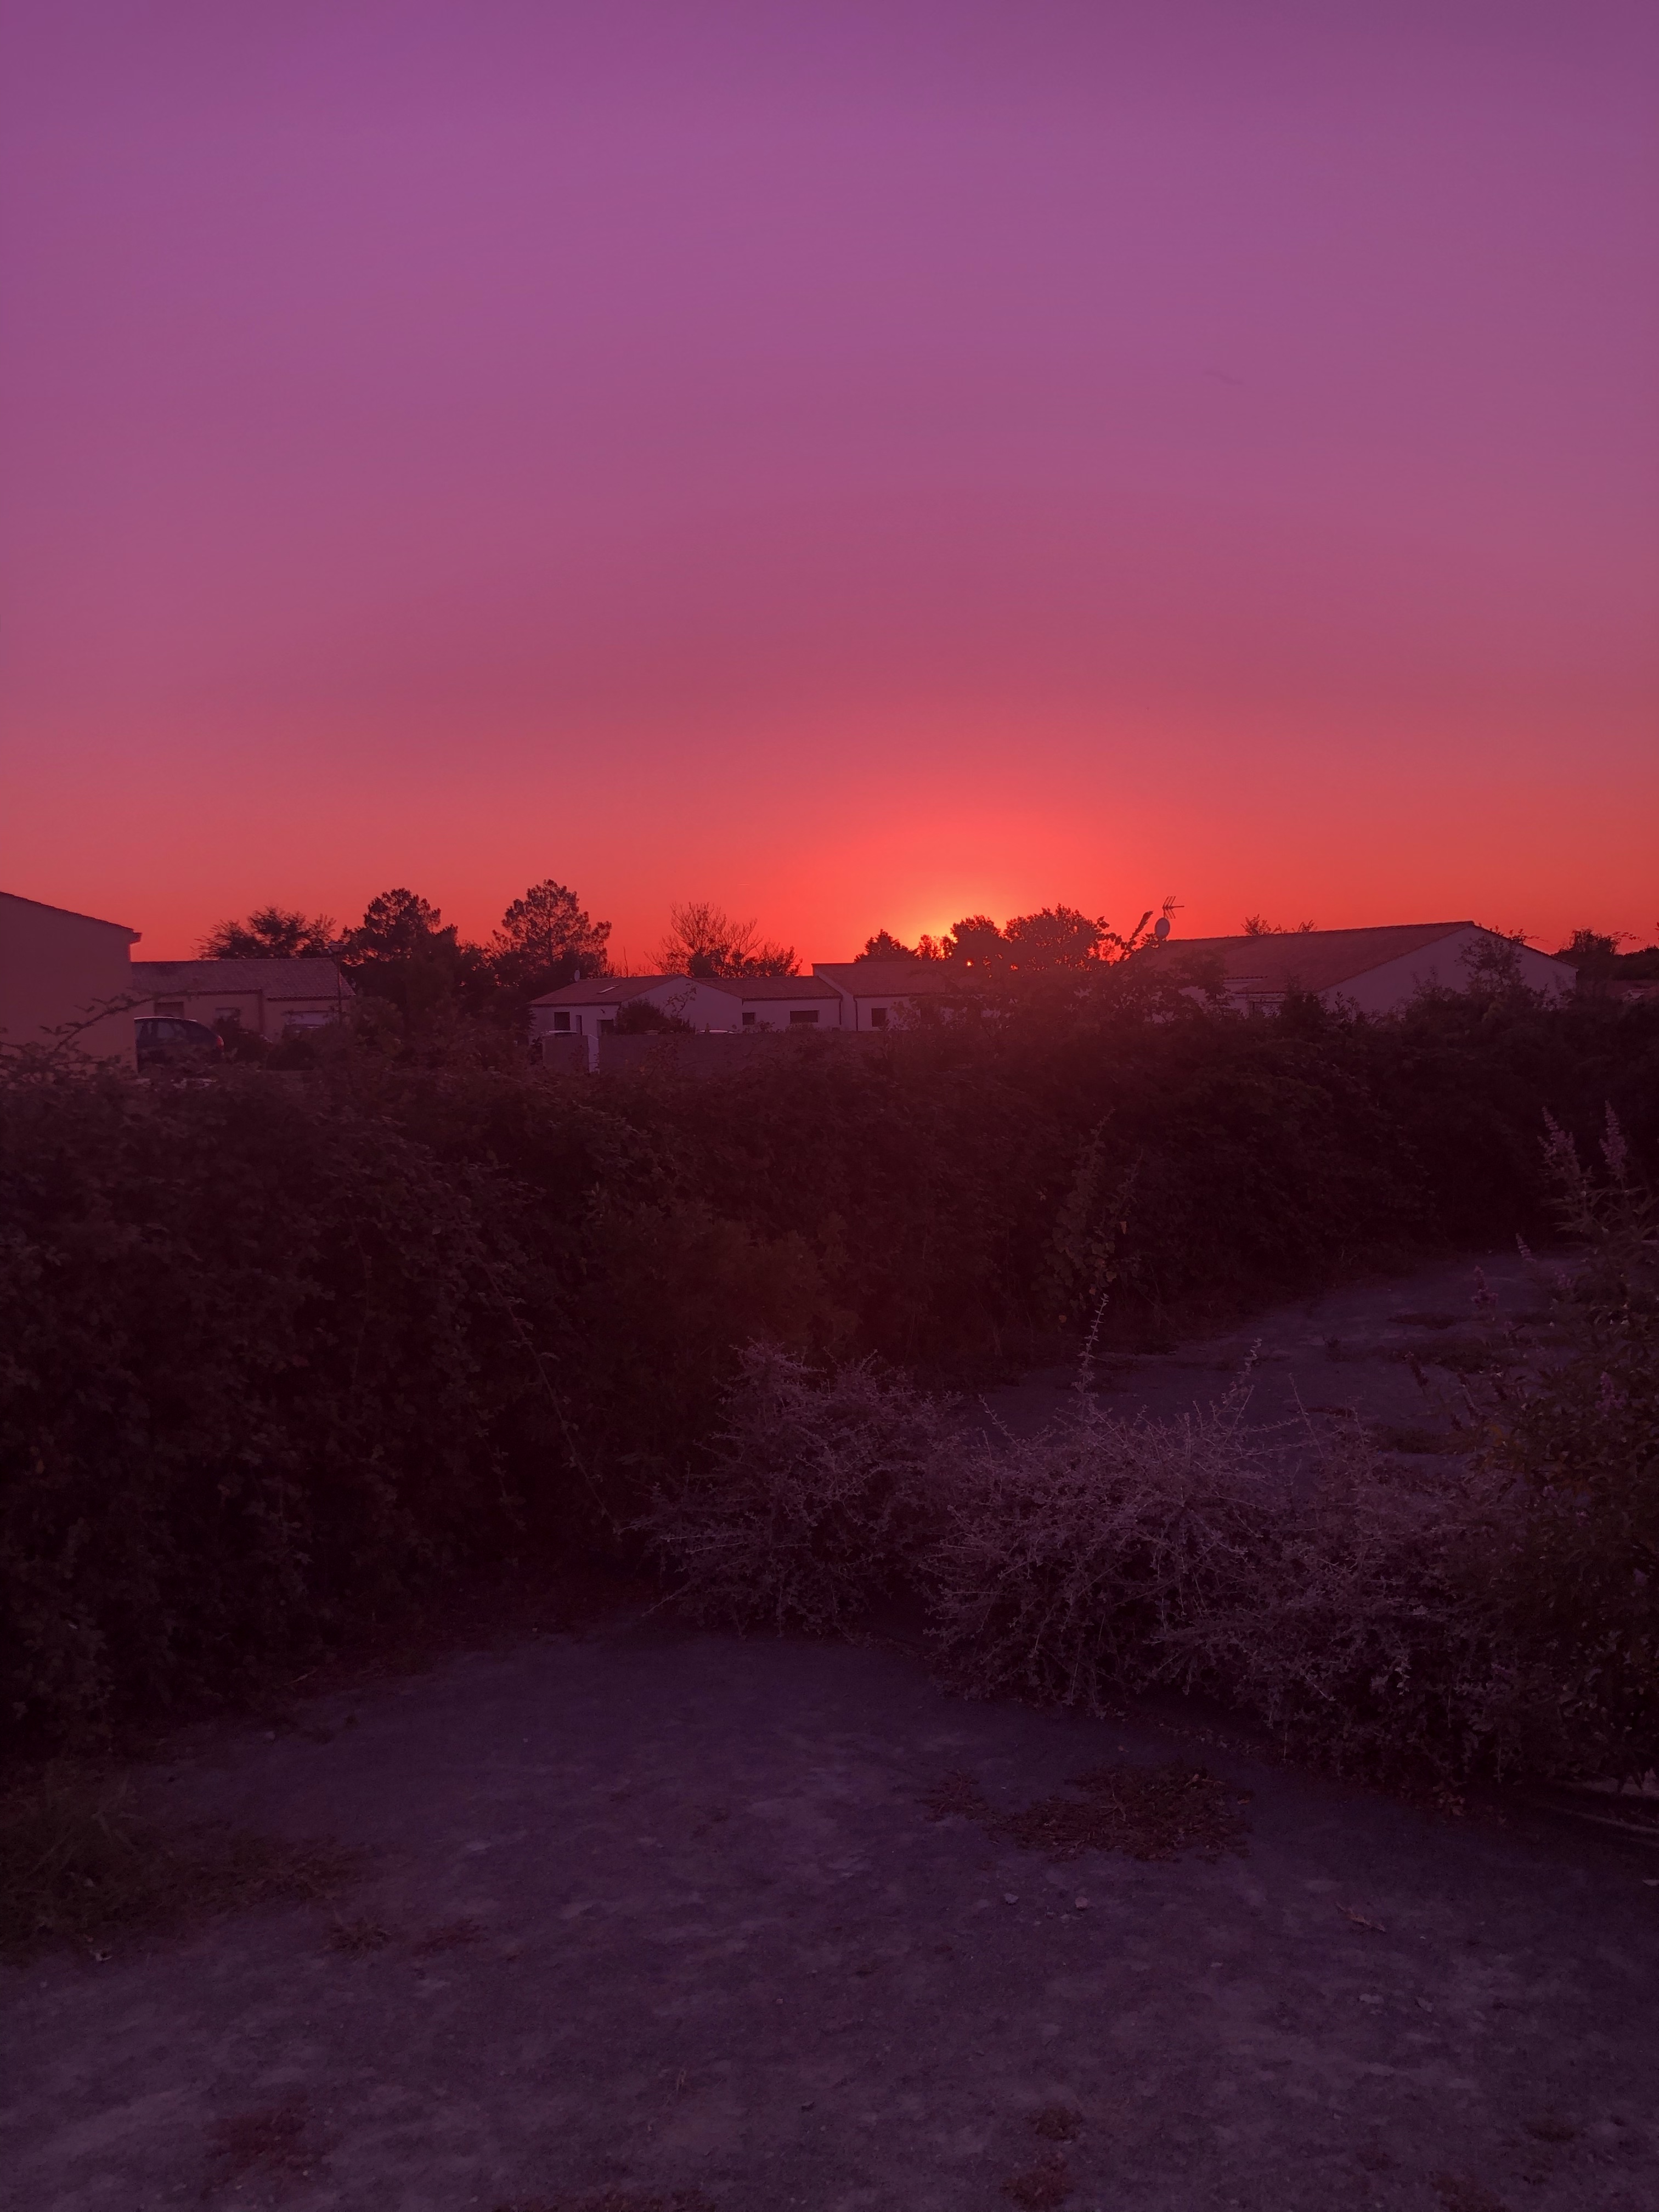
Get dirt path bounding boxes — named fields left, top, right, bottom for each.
left=986, top=1243, right=1557, bottom=1440
left=5, top=1617, right=1657, bottom=2212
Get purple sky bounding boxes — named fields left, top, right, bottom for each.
left=3, top=1, right=1655, bottom=957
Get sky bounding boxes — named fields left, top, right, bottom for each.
left=2, top=1, right=1656, bottom=961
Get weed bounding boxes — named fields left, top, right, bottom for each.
left=640, top=1346, right=951, bottom=1635
left=0, top=1761, right=359, bottom=1964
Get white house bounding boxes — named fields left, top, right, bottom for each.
left=1160, top=922, right=1577, bottom=1015
left=706, top=974, right=844, bottom=1029
left=531, top=972, right=847, bottom=1069
left=812, top=957, right=965, bottom=1029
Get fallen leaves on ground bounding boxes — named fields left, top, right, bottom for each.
left=1003, top=2152, right=1071, bottom=2207
left=924, top=1762, right=1249, bottom=1862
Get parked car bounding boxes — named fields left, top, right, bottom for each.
left=135, top=1015, right=225, bottom=1071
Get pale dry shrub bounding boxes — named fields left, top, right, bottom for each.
left=1159, top=1426, right=1531, bottom=1780
left=924, top=1389, right=1293, bottom=1711
left=924, top=1392, right=1536, bottom=1782
left=640, top=1345, right=951, bottom=1634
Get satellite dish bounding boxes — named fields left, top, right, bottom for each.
left=1154, top=915, right=1171, bottom=941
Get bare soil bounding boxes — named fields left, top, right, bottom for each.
left=4, top=1253, right=1657, bottom=2212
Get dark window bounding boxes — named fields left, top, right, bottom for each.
left=742, top=1011, right=757, bottom=1027
left=789, top=1009, right=819, bottom=1025
left=869, top=1005, right=888, bottom=1029
left=552, top=1010, right=571, bottom=1032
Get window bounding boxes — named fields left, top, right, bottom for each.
left=742, top=1011, right=757, bottom=1027
left=789, top=1009, right=819, bottom=1025
left=283, top=1009, right=334, bottom=1030
left=551, top=1010, right=571, bottom=1033
left=869, top=1006, right=888, bottom=1029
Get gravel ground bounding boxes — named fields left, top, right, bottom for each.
left=5, top=1251, right=1655, bottom=2212
left=5, top=1623, right=1657, bottom=2212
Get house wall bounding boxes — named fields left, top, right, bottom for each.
left=0, top=892, right=139, bottom=1063
left=529, top=980, right=747, bottom=1069
left=817, top=984, right=944, bottom=1029
left=727, top=991, right=844, bottom=1030
left=1321, top=927, right=1576, bottom=1015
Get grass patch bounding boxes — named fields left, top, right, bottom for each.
left=0, top=1761, right=360, bottom=1964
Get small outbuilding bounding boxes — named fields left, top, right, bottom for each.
left=128, top=958, right=354, bottom=1042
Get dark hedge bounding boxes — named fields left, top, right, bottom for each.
left=3, top=984, right=1655, bottom=1746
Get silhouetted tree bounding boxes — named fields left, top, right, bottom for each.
left=856, top=929, right=945, bottom=962
left=943, top=914, right=1005, bottom=970
left=1002, top=906, right=1113, bottom=969
left=658, top=900, right=797, bottom=978
left=490, top=879, right=611, bottom=1005
left=1243, top=915, right=1316, bottom=936
left=944, top=902, right=1168, bottom=976
left=340, top=888, right=484, bottom=1018
left=198, top=905, right=337, bottom=958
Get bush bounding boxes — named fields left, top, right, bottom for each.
left=924, top=1387, right=1291, bottom=1708
left=640, top=1345, right=950, bottom=1634
left=923, top=1391, right=1536, bottom=1782
left=1474, top=1110, right=1659, bottom=1778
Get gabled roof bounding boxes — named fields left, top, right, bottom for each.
left=814, top=960, right=964, bottom=996
left=1154, top=922, right=1477, bottom=995
left=131, top=958, right=353, bottom=1000
left=2, top=889, right=140, bottom=939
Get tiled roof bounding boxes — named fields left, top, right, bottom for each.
left=131, top=958, right=353, bottom=1000
left=532, top=974, right=707, bottom=1008
left=814, top=960, right=964, bottom=996
left=1154, top=923, right=1476, bottom=995
left=715, top=973, right=838, bottom=1001
left=532, top=972, right=837, bottom=1006
left=2, top=889, right=139, bottom=938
